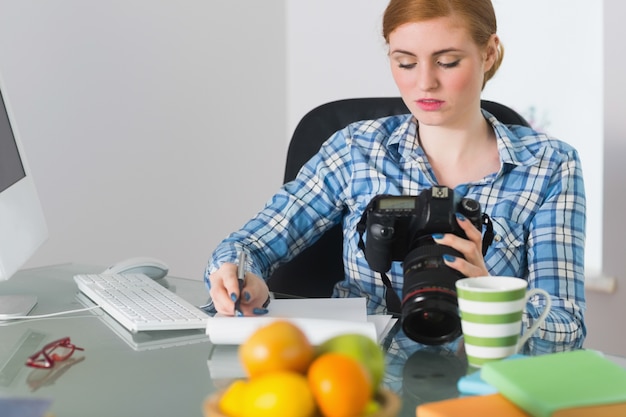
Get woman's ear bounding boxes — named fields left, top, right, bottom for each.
left=483, top=34, right=500, bottom=72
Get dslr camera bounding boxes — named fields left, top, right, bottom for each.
left=360, top=186, right=489, bottom=345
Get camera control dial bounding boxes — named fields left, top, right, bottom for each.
left=460, top=198, right=480, bottom=213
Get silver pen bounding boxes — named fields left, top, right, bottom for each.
left=234, top=251, right=246, bottom=316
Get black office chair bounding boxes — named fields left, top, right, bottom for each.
left=266, top=97, right=530, bottom=298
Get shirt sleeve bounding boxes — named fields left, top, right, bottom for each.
left=204, top=127, right=353, bottom=286
left=521, top=147, right=587, bottom=354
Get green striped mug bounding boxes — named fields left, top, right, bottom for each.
left=455, top=276, right=552, bottom=368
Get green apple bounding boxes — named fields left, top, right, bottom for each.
left=317, top=334, right=385, bottom=391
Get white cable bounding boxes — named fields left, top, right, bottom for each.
left=0, top=305, right=101, bottom=321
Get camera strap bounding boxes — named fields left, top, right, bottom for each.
left=356, top=199, right=375, bottom=252
left=381, top=272, right=402, bottom=317
left=356, top=210, right=402, bottom=316
left=481, top=213, right=495, bottom=256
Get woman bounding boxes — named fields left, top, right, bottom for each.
left=205, top=0, right=586, bottom=354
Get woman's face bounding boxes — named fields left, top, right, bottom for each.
left=388, top=16, right=496, bottom=128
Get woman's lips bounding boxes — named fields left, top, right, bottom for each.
left=416, top=99, right=444, bottom=111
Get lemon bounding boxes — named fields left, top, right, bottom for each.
left=241, top=371, right=316, bottom=417
left=363, top=399, right=381, bottom=415
left=218, top=379, right=248, bottom=417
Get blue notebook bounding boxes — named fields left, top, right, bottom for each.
left=0, top=397, right=52, bottom=417
left=457, top=369, right=497, bottom=396
left=457, top=354, right=526, bottom=396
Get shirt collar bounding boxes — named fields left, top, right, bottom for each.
left=482, top=109, right=539, bottom=168
left=387, top=116, right=426, bottom=161
left=388, top=110, right=539, bottom=168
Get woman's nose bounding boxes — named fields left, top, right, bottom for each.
left=417, top=65, right=439, bottom=90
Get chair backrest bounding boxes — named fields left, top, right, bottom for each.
left=267, top=97, right=530, bottom=298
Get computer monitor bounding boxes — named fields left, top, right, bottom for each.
left=0, top=72, right=48, bottom=318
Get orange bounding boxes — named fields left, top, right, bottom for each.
left=239, top=320, right=315, bottom=378
left=307, top=352, right=373, bottom=417
left=317, top=333, right=385, bottom=393
left=241, top=371, right=316, bottom=417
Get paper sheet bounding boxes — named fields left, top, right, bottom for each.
left=206, top=297, right=394, bottom=345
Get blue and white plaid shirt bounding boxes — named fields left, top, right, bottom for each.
left=206, top=110, right=586, bottom=354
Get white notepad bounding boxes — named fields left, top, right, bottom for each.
left=205, top=297, right=395, bottom=345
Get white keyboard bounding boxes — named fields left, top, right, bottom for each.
left=74, top=273, right=209, bottom=332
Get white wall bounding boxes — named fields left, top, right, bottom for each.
left=485, top=0, right=603, bottom=276
left=584, top=0, right=626, bottom=356
left=286, top=0, right=394, bottom=136
left=0, top=0, right=286, bottom=280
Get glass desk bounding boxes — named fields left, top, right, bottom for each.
left=1, top=264, right=214, bottom=417
left=0, top=264, right=466, bottom=417
left=0, top=264, right=482, bottom=416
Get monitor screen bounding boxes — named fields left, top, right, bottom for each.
left=0, top=73, right=48, bottom=317
left=0, top=105, right=25, bottom=192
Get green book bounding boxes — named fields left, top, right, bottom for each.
left=481, top=350, right=626, bottom=417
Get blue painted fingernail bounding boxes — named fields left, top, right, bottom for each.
left=432, top=233, right=444, bottom=239
left=253, top=308, right=269, bottom=315
left=443, top=254, right=456, bottom=262
left=230, top=292, right=237, bottom=301
left=244, top=291, right=251, bottom=302
left=455, top=213, right=466, bottom=221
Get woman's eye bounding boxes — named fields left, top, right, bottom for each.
left=398, top=63, right=416, bottom=70
left=438, top=60, right=460, bottom=69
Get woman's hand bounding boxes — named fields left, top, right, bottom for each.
left=208, top=263, right=270, bottom=316
left=432, top=213, right=490, bottom=277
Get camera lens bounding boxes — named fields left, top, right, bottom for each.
left=402, top=294, right=461, bottom=344
left=401, top=244, right=464, bottom=345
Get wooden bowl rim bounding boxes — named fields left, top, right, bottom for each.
left=203, top=387, right=401, bottom=417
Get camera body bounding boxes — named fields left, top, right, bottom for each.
left=362, top=186, right=484, bottom=345
left=364, top=186, right=482, bottom=272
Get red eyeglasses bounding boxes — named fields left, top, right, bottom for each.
left=26, top=337, right=85, bottom=369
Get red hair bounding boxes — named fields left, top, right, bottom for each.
left=382, top=0, right=503, bottom=87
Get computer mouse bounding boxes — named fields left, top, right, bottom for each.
left=103, top=257, right=170, bottom=280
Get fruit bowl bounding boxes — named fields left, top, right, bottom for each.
left=203, top=387, right=401, bottom=417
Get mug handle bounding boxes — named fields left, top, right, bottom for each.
left=516, top=288, right=552, bottom=352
